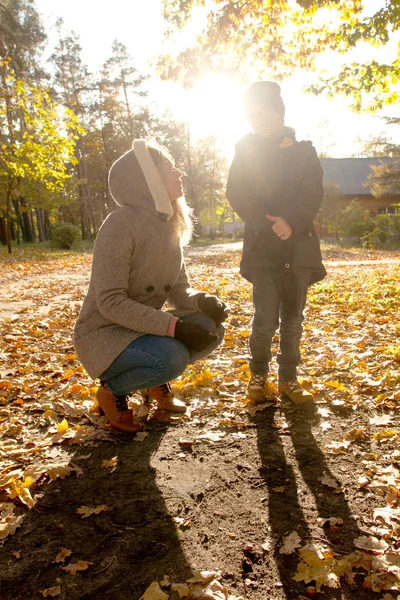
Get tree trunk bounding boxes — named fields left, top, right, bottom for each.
left=29, top=210, right=37, bottom=242
left=6, top=188, right=12, bottom=253
left=0, top=215, right=7, bottom=245
left=20, top=198, right=34, bottom=243
left=35, top=207, right=46, bottom=242
left=12, top=197, right=26, bottom=242
left=44, top=210, right=51, bottom=239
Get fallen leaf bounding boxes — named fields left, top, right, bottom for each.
left=101, top=457, right=118, bottom=472
left=41, top=586, right=61, bottom=598
left=171, top=583, right=190, bottom=598
left=320, top=473, right=341, bottom=489
left=57, top=418, right=69, bottom=433
left=358, top=476, right=369, bottom=488
left=0, top=503, right=25, bottom=540
left=46, top=464, right=83, bottom=481
left=139, top=581, right=169, bottom=600
left=325, top=440, right=351, bottom=453
left=179, top=438, right=195, bottom=448
left=279, top=531, right=302, bottom=555
left=353, top=536, right=389, bottom=554
left=134, top=431, right=149, bottom=442
left=55, top=548, right=72, bottom=563
left=61, top=561, right=93, bottom=575
left=293, top=545, right=340, bottom=591
left=370, top=415, right=394, bottom=426
left=76, top=505, right=108, bottom=518
left=317, top=517, right=344, bottom=527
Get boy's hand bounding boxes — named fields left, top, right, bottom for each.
left=266, top=215, right=293, bottom=240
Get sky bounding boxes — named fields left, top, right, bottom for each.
left=34, top=0, right=399, bottom=160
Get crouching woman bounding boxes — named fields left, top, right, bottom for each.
left=74, top=140, right=227, bottom=433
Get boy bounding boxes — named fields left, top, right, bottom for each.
left=226, top=81, right=326, bottom=405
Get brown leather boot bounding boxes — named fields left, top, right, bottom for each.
left=97, top=384, right=143, bottom=433
left=141, top=382, right=187, bottom=413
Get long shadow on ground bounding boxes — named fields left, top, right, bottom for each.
left=0, top=428, right=193, bottom=600
left=254, top=401, right=371, bottom=599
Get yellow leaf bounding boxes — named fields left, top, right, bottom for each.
left=57, top=419, right=69, bottom=433
left=6, top=477, right=35, bottom=508
left=47, top=465, right=73, bottom=481
left=55, top=548, right=72, bottom=563
left=0, top=503, right=25, bottom=540
left=76, top=505, right=108, bottom=518
left=69, top=383, right=82, bottom=393
left=101, top=457, right=118, bottom=472
left=170, top=583, right=190, bottom=598
left=139, top=581, right=169, bottom=600
left=23, top=476, right=34, bottom=489
left=41, top=586, right=61, bottom=598
left=373, top=429, right=397, bottom=441
left=61, top=561, right=92, bottom=575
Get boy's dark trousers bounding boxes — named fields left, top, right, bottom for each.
left=249, top=267, right=312, bottom=381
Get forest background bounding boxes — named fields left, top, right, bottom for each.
left=1, top=0, right=400, bottom=254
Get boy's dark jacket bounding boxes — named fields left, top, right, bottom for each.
left=226, top=127, right=326, bottom=284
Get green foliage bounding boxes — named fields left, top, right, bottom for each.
left=338, top=201, right=373, bottom=241
left=50, top=223, right=79, bottom=249
left=317, top=182, right=343, bottom=241
left=362, top=215, right=400, bottom=249
left=160, top=0, right=399, bottom=111
left=367, top=159, right=400, bottom=198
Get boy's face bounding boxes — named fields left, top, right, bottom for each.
left=246, top=104, right=284, bottom=137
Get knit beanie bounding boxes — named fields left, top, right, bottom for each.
left=244, top=81, right=285, bottom=118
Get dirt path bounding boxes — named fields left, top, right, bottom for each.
left=0, top=246, right=399, bottom=600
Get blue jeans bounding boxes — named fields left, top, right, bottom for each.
left=249, top=268, right=312, bottom=381
left=100, top=312, right=224, bottom=396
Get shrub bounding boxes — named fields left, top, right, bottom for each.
left=362, top=215, right=400, bottom=249
left=338, top=201, right=374, bottom=242
left=50, top=223, right=79, bottom=249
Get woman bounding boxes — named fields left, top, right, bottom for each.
left=74, top=139, right=228, bottom=433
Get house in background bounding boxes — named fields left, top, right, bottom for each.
left=320, top=157, right=400, bottom=215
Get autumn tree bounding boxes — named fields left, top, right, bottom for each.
left=159, top=0, right=399, bottom=111
left=0, top=59, right=80, bottom=253
left=317, top=182, right=344, bottom=243
left=0, top=0, right=46, bottom=77
left=50, top=23, right=99, bottom=239
left=0, top=0, right=52, bottom=243
left=365, top=118, right=400, bottom=203
left=84, top=41, right=151, bottom=219
left=176, top=132, right=229, bottom=237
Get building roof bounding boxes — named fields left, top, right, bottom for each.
left=320, top=157, right=397, bottom=195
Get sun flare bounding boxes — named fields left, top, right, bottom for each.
left=168, top=74, right=250, bottom=160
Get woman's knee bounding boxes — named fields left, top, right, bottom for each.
left=158, top=343, right=190, bottom=381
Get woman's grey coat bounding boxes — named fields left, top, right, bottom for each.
left=73, top=149, right=201, bottom=379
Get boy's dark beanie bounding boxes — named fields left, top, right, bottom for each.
left=244, top=81, right=285, bottom=117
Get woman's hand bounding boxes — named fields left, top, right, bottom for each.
left=266, top=215, right=293, bottom=240
left=197, top=294, right=229, bottom=327
left=174, top=320, right=218, bottom=352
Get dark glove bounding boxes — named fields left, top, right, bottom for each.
left=174, top=320, right=218, bottom=352
left=197, top=293, right=229, bottom=327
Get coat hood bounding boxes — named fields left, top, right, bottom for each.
left=108, top=140, right=173, bottom=220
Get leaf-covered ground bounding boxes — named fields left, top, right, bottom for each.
left=0, top=244, right=399, bottom=600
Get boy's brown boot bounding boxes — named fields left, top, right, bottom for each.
left=247, top=372, right=269, bottom=404
left=278, top=380, right=314, bottom=405
left=141, top=382, right=187, bottom=413
left=97, top=384, right=143, bottom=433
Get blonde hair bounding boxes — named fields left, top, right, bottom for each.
left=148, top=144, right=193, bottom=245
